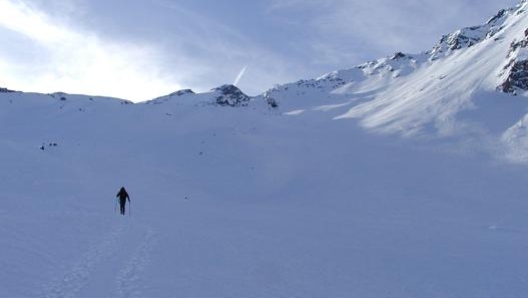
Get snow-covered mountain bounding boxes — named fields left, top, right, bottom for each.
left=74, top=0, right=528, bottom=163
left=2, top=2, right=528, bottom=298
left=257, top=0, right=528, bottom=163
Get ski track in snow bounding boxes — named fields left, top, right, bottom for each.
left=116, top=228, right=158, bottom=298
left=41, top=224, right=128, bottom=298
left=40, top=223, right=159, bottom=298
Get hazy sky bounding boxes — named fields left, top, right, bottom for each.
left=0, top=0, right=521, bottom=101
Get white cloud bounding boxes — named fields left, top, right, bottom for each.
left=0, top=0, right=68, bottom=42
left=0, top=0, right=179, bottom=102
left=0, top=0, right=300, bottom=100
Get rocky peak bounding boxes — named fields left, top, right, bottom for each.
left=486, top=9, right=508, bottom=25
left=170, top=89, right=195, bottom=97
left=391, top=52, right=408, bottom=60
left=212, top=84, right=251, bottom=107
left=0, top=87, right=16, bottom=93
left=430, top=26, right=493, bottom=59
left=429, top=6, right=515, bottom=60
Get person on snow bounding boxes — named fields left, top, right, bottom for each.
left=116, top=187, right=130, bottom=215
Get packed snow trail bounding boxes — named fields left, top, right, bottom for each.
left=116, top=228, right=158, bottom=298
left=41, top=223, right=129, bottom=298
left=34, top=201, right=158, bottom=298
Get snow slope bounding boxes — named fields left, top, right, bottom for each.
left=260, top=0, right=528, bottom=163
left=1, top=89, right=528, bottom=298
left=2, top=1, right=528, bottom=298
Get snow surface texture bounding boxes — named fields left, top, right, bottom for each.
left=2, top=1, right=528, bottom=298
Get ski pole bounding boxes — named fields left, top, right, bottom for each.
left=114, top=198, right=117, bottom=213
left=129, top=200, right=131, bottom=217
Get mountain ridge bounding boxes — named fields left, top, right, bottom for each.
left=3, top=1, right=528, bottom=162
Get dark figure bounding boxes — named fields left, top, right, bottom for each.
left=116, top=187, right=130, bottom=215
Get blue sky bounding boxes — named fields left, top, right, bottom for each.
left=0, top=0, right=520, bottom=101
